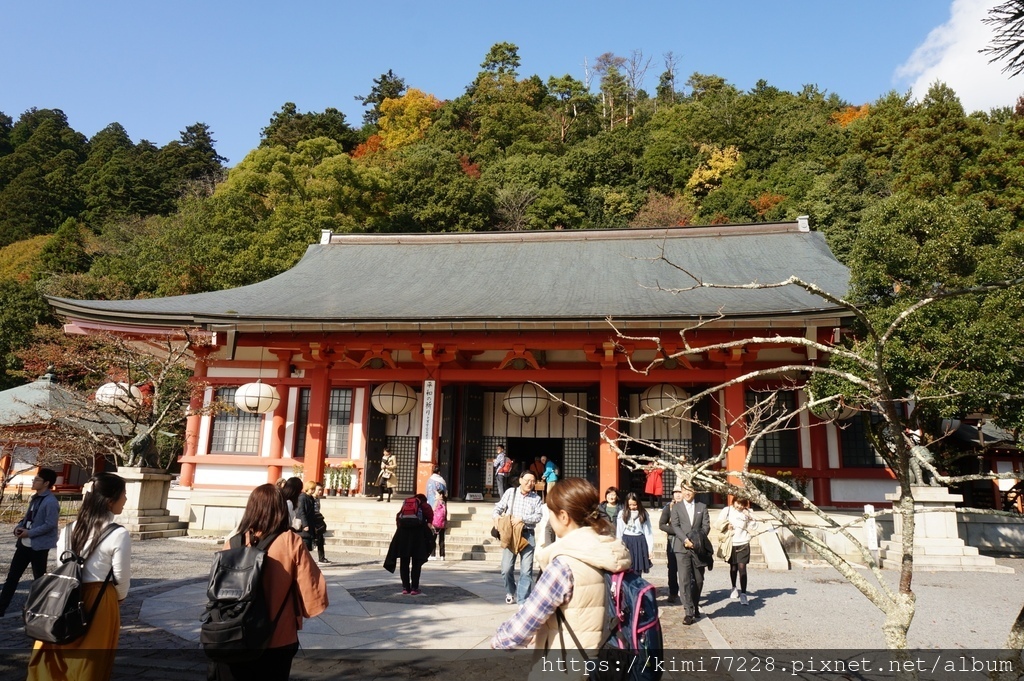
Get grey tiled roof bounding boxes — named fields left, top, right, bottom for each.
left=48, top=223, right=851, bottom=331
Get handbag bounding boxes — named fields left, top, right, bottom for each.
left=716, top=529, right=733, bottom=561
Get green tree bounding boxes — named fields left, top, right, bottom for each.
left=0, top=279, right=51, bottom=390
left=479, top=41, right=521, bottom=77
left=261, top=103, right=357, bottom=153
left=35, top=218, right=92, bottom=278
left=545, top=74, right=598, bottom=144
left=892, top=83, right=985, bottom=199
left=355, top=69, right=408, bottom=127
left=0, top=109, right=87, bottom=246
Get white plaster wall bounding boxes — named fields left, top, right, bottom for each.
left=626, top=394, right=693, bottom=440
left=193, top=465, right=268, bottom=488
left=484, top=391, right=587, bottom=439
left=830, top=478, right=899, bottom=503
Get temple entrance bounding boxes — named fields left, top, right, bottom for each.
left=507, top=437, right=562, bottom=483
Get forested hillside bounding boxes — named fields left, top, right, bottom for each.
left=1, top=43, right=1022, bottom=432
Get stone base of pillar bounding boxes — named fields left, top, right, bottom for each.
left=881, top=486, right=1012, bottom=573
left=114, top=467, right=189, bottom=540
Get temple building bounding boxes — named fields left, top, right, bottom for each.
left=47, top=219, right=915, bottom=508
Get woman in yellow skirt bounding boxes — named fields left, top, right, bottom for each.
left=28, top=473, right=131, bottom=681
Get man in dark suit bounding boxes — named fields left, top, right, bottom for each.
left=668, top=483, right=710, bottom=625
left=658, top=487, right=683, bottom=605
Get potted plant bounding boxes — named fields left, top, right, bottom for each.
left=775, top=470, right=794, bottom=505
left=338, top=462, right=355, bottom=496
left=325, top=466, right=340, bottom=496
left=793, top=473, right=811, bottom=506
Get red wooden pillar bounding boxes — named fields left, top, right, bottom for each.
left=599, top=363, right=620, bottom=492
left=416, top=373, right=441, bottom=494
left=266, top=350, right=292, bottom=484
left=722, top=381, right=748, bottom=490
left=809, top=415, right=832, bottom=505
left=178, top=350, right=210, bottom=488
left=303, top=365, right=330, bottom=485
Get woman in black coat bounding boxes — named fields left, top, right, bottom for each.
left=383, top=494, right=433, bottom=595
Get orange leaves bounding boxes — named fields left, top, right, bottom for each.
left=749, top=192, right=786, bottom=217
left=831, top=104, right=870, bottom=127
left=351, top=135, right=384, bottom=159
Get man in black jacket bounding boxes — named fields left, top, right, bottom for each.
left=668, top=483, right=710, bottom=625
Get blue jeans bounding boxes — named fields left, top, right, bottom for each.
left=500, top=528, right=535, bottom=604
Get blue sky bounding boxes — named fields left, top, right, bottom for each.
left=3, top=0, right=1018, bottom=165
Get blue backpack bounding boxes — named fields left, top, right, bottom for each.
left=556, top=569, right=663, bottom=681
left=605, top=570, right=663, bottom=681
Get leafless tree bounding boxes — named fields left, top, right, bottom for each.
left=12, top=328, right=218, bottom=471
left=983, top=0, right=1024, bottom=77
left=494, top=185, right=540, bottom=231
left=546, top=268, right=1024, bottom=657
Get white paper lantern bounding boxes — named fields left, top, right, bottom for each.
left=234, top=381, right=281, bottom=414
left=503, top=383, right=550, bottom=421
left=370, top=382, right=418, bottom=416
left=95, top=382, right=144, bottom=410
left=640, top=383, right=689, bottom=418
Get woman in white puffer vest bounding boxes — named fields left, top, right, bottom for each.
left=492, top=478, right=632, bottom=678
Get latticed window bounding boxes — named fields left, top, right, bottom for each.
left=840, top=414, right=885, bottom=467
left=386, top=435, right=418, bottom=493
left=209, top=388, right=261, bottom=454
left=325, top=388, right=353, bottom=458
left=746, top=390, right=799, bottom=467
left=562, top=439, right=588, bottom=479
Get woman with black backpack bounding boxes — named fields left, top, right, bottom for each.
left=27, top=473, right=131, bottom=681
left=211, top=484, right=328, bottom=681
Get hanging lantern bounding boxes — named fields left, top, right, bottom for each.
left=640, top=383, right=689, bottom=418
left=371, top=382, right=418, bottom=416
left=819, top=401, right=858, bottom=421
left=503, top=383, right=550, bottom=421
left=95, top=382, right=144, bottom=410
left=234, top=381, right=281, bottom=414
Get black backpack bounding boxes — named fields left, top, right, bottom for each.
left=23, top=523, right=121, bottom=644
left=200, top=531, right=294, bottom=663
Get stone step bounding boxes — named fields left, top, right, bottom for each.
left=130, top=528, right=189, bottom=541
left=879, top=541, right=979, bottom=556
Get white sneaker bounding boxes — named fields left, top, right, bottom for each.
left=730, top=588, right=739, bottom=600
left=439, top=556, right=445, bottom=561
left=740, top=593, right=749, bottom=606
left=428, top=556, right=437, bottom=561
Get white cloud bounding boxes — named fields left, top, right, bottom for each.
left=896, top=0, right=1024, bottom=113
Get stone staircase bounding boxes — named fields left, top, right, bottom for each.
left=116, top=508, right=190, bottom=541
left=317, top=497, right=768, bottom=566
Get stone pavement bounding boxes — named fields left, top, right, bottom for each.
left=0, top=529, right=1021, bottom=680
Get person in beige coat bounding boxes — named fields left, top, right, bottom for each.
left=375, top=449, right=398, bottom=502
left=492, top=478, right=632, bottom=679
